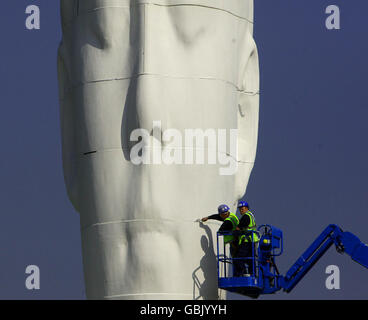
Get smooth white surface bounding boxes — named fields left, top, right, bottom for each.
left=58, top=0, right=259, bottom=299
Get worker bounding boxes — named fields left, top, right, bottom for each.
left=236, top=201, right=260, bottom=276
left=201, top=204, right=239, bottom=261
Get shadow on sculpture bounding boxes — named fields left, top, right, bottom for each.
left=121, top=5, right=142, bottom=161
left=121, top=71, right=141, bottom=162
left=192, top=222, right=218, bottom=300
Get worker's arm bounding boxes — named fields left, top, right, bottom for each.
left=219, top=220, right=234, bottom=232
left=238, top=214, right=250, bottom=230
left=201, top=214, right=223, bottom=222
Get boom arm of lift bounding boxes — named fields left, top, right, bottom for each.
left=279, top=224, right=368, bottom=293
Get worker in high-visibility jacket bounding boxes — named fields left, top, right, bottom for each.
left=236, top=201, right=260, bottom=276
left=201, top=204, right=239, bottom=256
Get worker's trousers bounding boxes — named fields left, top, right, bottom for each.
left=234, top=241, right=256, bottom=276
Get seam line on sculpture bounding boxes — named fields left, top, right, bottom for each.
left=149, top=3, right=253, bottom=23
left=64, top=75, right=254, bottom=92
left=61, top=73, right=260, bottom=98
left=81, top=218, right=221, bottom=231
left=79, top=147, right=255, bottom=164
left=143, top=4, right=146, bottom=72
left=80, top=147, right=253, bottom=153
left=83, top=150, right=97, bottom=155
left=104, top=293, right=193, bottom=299
left=65, top=4, right=253, bottom=23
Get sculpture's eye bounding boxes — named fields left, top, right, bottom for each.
left=167, top=7, right=211, bottom=47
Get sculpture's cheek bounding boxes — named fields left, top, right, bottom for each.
left=144, top=4, right=251, bottom=87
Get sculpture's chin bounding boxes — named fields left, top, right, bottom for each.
left=73, top=152, right=244, bottom=300
left=80, top=215, right=221, bottom=300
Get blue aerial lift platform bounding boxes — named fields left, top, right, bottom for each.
left=216, top=224, right=368, bottom=298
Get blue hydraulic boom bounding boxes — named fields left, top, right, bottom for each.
left=216, top=224, right=368, bottom=298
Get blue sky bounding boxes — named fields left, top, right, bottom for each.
left=0, top=0, right=367, bottom=299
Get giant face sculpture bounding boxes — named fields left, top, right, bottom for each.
left=58, top=0, right=259, bottom=299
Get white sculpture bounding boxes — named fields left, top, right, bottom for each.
left=57, top=0, right=259, bottom=300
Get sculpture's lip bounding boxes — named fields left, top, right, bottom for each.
left=61, top=73, right=254, bottom=96
left=102, top=292, right=193, bottom=300
left=80, top=218, right=220, bottom=231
